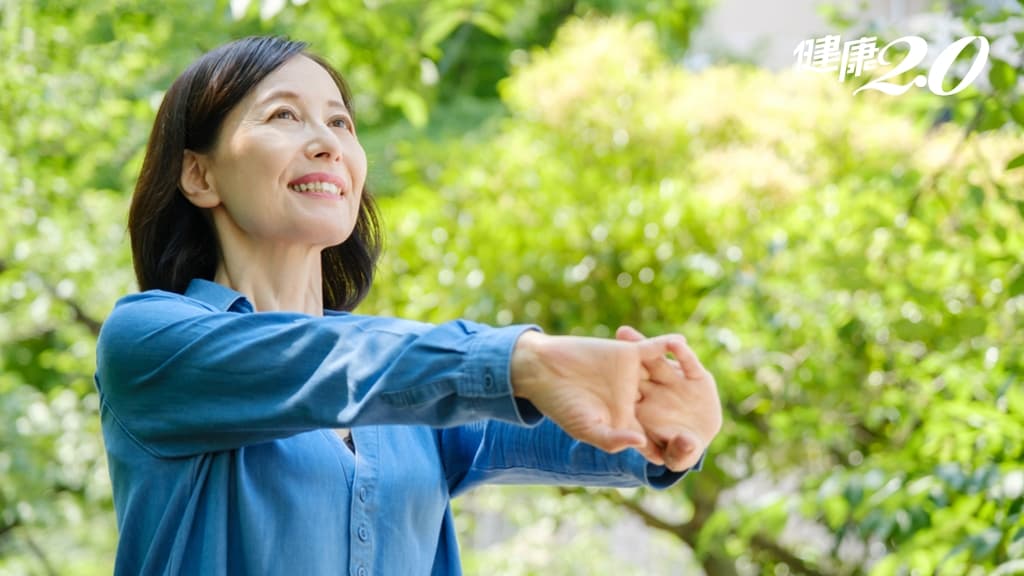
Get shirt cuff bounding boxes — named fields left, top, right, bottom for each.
left=462, top=324, right=543, bottom=427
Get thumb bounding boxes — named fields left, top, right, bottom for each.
left=585, top=422, right=647, bottom=454
left=615, top=325, right=646, bottom=342
left=664, top=429, right=704, bottom=472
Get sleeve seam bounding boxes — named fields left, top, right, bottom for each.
left=100, top=396, right=171, bottom=459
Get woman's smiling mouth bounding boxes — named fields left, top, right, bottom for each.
left=287, top=172, right=347, bottom=198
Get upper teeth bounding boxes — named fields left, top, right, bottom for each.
left=290, top=181, right=342, bottom=195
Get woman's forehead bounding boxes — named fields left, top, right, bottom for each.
left=249, top=55, right=346, bottom=109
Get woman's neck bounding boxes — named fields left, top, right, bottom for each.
left=214, top=244, right=325, bottom=316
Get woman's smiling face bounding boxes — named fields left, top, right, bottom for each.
left=184, top=54, right=367, bottom=250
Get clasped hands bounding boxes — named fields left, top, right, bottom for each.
left=511, top=326, right=722, bottom=472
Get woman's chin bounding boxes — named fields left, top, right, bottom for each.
left=312, top=229, right=357, bottom=249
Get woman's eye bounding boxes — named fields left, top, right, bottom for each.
left=272, top=109, right=297, bottom=120
left=330, top=116, right=353, bottom=130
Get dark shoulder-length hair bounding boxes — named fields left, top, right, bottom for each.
left=128, top=36, right=382, bottom=311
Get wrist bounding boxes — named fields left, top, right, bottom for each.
left=510, top=330, right=547, bottom=402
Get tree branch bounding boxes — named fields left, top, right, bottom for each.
left=0, top=518, right=19, bottom=540
left=38, top=279, right=102, bottom=337
left=590, top=485, right=744, bottom=576
left=22, top=531, right=58, bottom=576
left=596, top=488, right=699, bottom=544
left=907, top=96, right=987, bottom=218
left=63, top=296, right=102, bottom=337
left=590, top=484, right=839, bottom=576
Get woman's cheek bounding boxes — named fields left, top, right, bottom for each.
left=351, top=146, right=368, bottom=185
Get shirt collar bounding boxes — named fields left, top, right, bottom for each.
left=184, top=278, right=254, bottom=313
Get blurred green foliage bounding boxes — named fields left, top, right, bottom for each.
left=1, top=0, right=1021, bottom=574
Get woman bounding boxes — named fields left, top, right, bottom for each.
left=95, top=36, right=721, bottom=575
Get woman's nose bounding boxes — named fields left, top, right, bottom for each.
left=305, top=123, right=343, bottom=162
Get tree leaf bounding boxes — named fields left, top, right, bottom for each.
left=969, top=185, right=985, bottom=208
left=385, top=88, right=430, bottom=128
left=979, top=99, right=1008, bottom=132
left=969, top=528, right=1004, bottom=562
left=470, top=11, right=505, bottom=38
left=420, top=11, right=468, bottom=55
left=1009, top=267, right=1024, bottom=296
left=989, top=59, right=1017, bottom=92
left=1009, top=100, right=1024, bottom=126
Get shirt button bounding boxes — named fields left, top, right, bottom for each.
left=357, top=567, right=367, bottom=576
left=358, top=525, right=369, bottom=542
left=484, top=373, right=494, bottom=390
left=359, top=486, right=369, bottom=502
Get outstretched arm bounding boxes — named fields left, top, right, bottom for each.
left=97, top=290, right=703, bottom=460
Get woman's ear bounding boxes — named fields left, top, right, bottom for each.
left=180, top=150, right=221, bottom=208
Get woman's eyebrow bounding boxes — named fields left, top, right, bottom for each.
left=256, top=89, right=348, bottom=111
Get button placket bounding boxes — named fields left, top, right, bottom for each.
left=349, top=427, right=378, bottom=576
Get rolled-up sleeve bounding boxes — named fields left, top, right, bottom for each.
left=96, top=290, right=541, bottom=458
left=438, top=419, right=702, bottom=497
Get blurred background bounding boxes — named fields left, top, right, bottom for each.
left=1, top=0, right=1022, bottom=574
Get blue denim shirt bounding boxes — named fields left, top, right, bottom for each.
left=95, top=279, right=695, bottom=575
